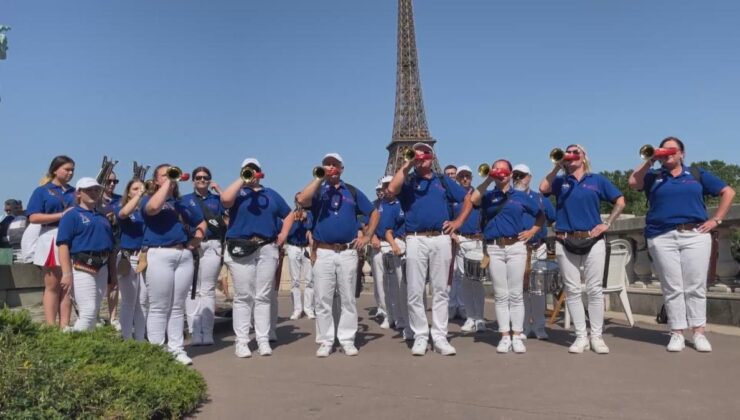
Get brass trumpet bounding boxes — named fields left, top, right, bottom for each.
left=549, top=148, right=565, bottom=163
left=640, top=144, right=676, bottom=160
left=639, top=145, right=655, bottom=160
left=402, top=148, right=417, bottom=162
left=478, top=163, right=490, bottom=177
left=312, top=166, right=326, bottom=179
left=144, top=179, right=156, bottom=194
left=166, top=166, right=184, bottom=181
left=241, top=167, right=259, bottom=183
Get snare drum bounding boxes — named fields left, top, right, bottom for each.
left=463, top=249, right=487, bottom=282
left=529, top=260, right=560, bottom=295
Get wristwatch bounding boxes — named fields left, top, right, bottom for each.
left=713, top=217, right=723, bottom=225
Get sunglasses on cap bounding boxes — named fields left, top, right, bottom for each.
left=194, top=175, right=211, bottom=181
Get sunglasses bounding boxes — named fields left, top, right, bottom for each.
left=194, top=175, right=211, bottom=181
left=107, top=179, right=119, bottom=185
left=565, top=150, right=581, bottom=155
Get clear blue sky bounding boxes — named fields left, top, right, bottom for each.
left=1, top=0, right=739, bottom=205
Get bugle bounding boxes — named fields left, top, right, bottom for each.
left=241, top=166, right=264, bottom=183
left=549, top=148, right=564, bottom=164
left=640, top=144, right=676, bottom=160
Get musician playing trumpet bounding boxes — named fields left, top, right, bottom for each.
left=470, top=159, right=544, bottom=354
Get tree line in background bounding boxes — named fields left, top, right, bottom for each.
left=598, top=160, right=740, bottom=216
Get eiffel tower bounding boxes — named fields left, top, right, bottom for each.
left=384, top=0, right=441, bottom=176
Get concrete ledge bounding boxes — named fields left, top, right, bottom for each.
left=0, top=263, right=43, bottom=290
left=610, top=288, right=740, bottom=326
left=0, top=288, right=44, bottom=307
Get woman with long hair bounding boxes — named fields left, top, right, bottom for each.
left=26, top=155, right=76, bottom=326
left=141, top=164, right=207, bottom=365
left=116, top=178, right=148, bottom=341
left=629, top=137, right=735, bottom=352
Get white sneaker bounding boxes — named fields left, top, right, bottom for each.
left=511, top=336, right=527, bottom=354
left=235, top=341, right=252, bottom=358
left=693, top=333, right=712, bottom=352
left=305, top=310, right=316, bottom=319
left=174, top=352, right=193, bottom=365
left=316, top=343, right=333, bottom=358
left=460, top=318, right=476, bottom=333
left=568, top=336, right=590, bottom=354
left=62, top=326, right=74, bottom=333
left=111, top=319, right=122, bottom=332
left=380, top=319, right=390, bottom=329
left=411, top=338, right=428, bottom=356
left=515, top=332, right=527, bottom=341
left=475, top=320, right=486, bottom=333
left=534, top=327, right=549, bottom=340
left=341, top=343, right=359, bottom=356
left=666, top=332, right=685, bottom=352
left=590, top=336, right=610, bottom=354
left=434, top=339, right=456, bottom=356
left=258, top=342, right=273, bottom=356
left=289, top=311, right=302, bottom=320
left=497, top=335, right=512, bottom=353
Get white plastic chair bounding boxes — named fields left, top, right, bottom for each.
left=564, top=238, right=635, bottom=328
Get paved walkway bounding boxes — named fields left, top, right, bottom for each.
left=188, top=293, right=739, bottom=420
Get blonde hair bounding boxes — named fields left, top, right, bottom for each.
left=566, top=144, right=591, bottom=174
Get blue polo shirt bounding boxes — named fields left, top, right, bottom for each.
left=311, top=181, right=374, bottom=244
left=453, top=188, right=481, bottom=236
left=287, top=211, right=313, bottom=247
left=26, top=182, right=76, bottom=224
left=481, top=188, right=541, bottom=239
left=140, top=195, right=204, bottom=247
left=225, top=187, right=291, bottom=241
left=398, top=173, right=467, bottom=233
left=376, top=199, right=405, bottom=239
left=643, top=166, right=727, bottom=238
left=114, top=203, right=144, bottom=250
left=56, top=206, right=114, bottom=254
left=547, top=173, right=622, bottom=232
left=522, top=189, right=556, bottom=244
left=181, top=191, right=226, bottom=240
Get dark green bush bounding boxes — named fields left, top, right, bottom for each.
left=0, top=308, right=207, bottom=419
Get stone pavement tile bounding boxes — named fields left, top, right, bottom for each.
left=190, top=294, right=740, bottom=420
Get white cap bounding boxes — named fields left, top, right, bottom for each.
left=75, top=177, right=101, bottom=190
left=412, top=142, right=434, bottom=154
left=322, top=153, right=344, bottom=165
left=375, top=183, right=383, bottom=190
left=381, top=175, right=393, bottom=184
left=457, top=165, right=472, bottom=175
left=241, top=158, right=262, bottom=170
left=512, top=164, right=531, bottom=175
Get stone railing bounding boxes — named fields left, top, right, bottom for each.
left=607, top=204, right=740, bottom=293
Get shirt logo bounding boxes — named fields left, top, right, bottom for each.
left=80, top=214, right=90, bottom=224
left=561, top=184, right=571, bottom=190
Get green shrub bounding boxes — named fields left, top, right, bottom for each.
left=0, top=308, right=207, bottom=419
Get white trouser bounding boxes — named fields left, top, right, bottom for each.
left=145, top=247, right=194, bottom=354
left=369, top=247, right=388, bottom=316
left=186, top=239, right=222, bottom=340
left=286, top=244, right=314, bottom=314
left=225, top=243, right=278, bottom=345
left=648, top=230, right=711, bottom=330
left=72, top=266, right=108, bottom=331
left=118, top=252, right=148, bottom=341
left=523, top=244, right=547, bottom=330
left=406, top=234, right=452, bottom=343
left=487, top=241, right=527, bottom=333
left=556, top=239, right=606, bottom=337
left=371, top=239, right=408, bottom=327
left=455, top=235, right=485, bottom=322
left=313, top=248, right=358, bottom=346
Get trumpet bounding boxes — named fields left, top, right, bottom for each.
left=549, top=148, right=565, bottom=163
left=166, top=166, right=188, bottom=181
left=144, top=179, right=156, bottom=194
left=402, top=148, right=417, bottom=162
left=478, top=163, right=490, bottom=177
left=241, top=166, right=263, bottom=183
left=640, top=144, right=676, bottom=160
left=313, top=166, right=326, bottom=179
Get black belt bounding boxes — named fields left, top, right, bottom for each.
left=485, top=236, right=520, bottom=246
left=72, top=250, right=111, bottom=258
left=315, top=242, right=353, bottom=252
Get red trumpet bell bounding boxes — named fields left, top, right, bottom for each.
left=415, top=152, right=434, bottom=161
left=180, top=173, right=190, bottom=181
left=563, top=154, right=580, bottom=161
left=653, top=148, right=677, bottom=158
